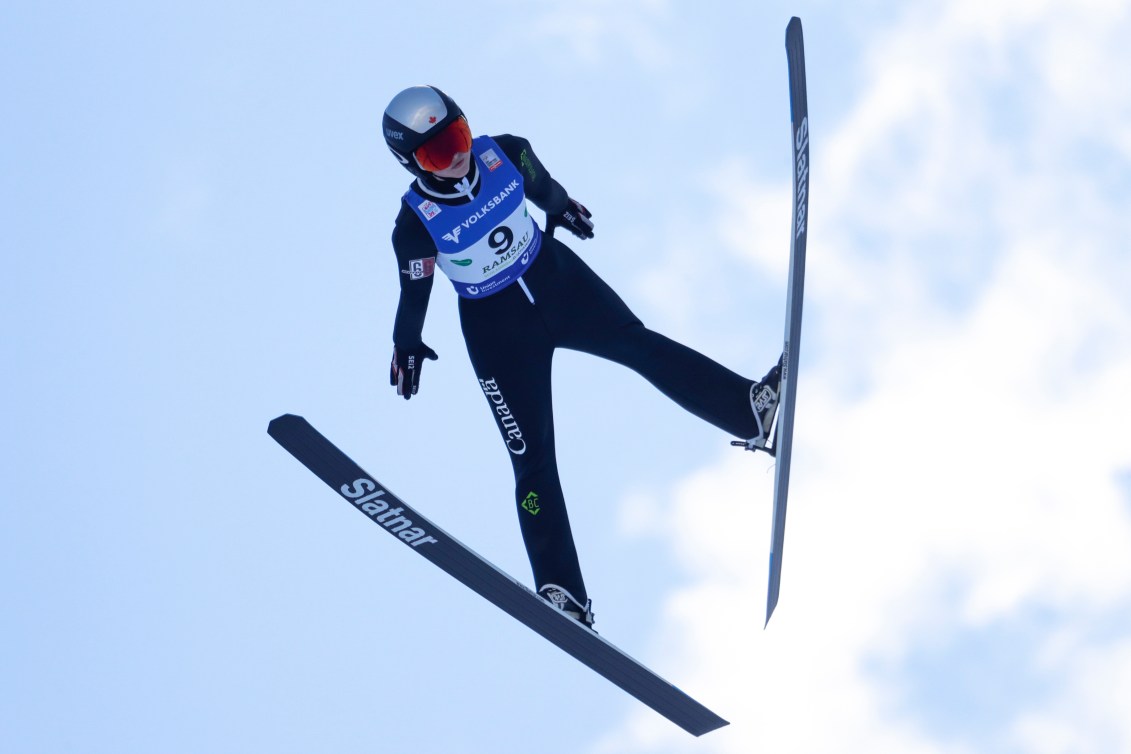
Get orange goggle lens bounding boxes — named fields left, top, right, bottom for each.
left=414, top=117, right=472, bottom=172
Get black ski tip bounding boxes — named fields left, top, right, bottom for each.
left=787, top=17, right=803, bottom=45
left=268, top=413, right=306, bottom=438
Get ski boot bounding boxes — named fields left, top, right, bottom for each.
left=538, top=584, right=596, bottom=630
left=733, top=354, right=783, bottom=454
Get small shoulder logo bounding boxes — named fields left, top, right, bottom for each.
left=480, top=148, right=502, bottom=172
left=418, top=199, right=441, bottom=220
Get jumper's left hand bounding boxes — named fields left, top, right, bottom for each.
left=546, top=197, right=594, bottom=240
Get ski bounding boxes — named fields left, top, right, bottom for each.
left=267, top=414, right=729, bottom=737
left=764, top=16, right=810, bottom=627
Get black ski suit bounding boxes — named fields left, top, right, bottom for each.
left=390, top=135, right=760, bottom=604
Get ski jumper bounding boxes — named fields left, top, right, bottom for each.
left=391, top=135, right=761, bottom=604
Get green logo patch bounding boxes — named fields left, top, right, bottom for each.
left=521, top=491, right=541, bottom=516
left=519, top=149, right=538, bottom=182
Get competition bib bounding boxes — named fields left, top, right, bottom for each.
left=405, top=137, right=542, bottom=299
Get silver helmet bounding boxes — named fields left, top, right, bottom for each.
left=382, top=85, right=465, bottom=177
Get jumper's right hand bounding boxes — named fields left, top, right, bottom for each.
left=390, top=344, right=438, bottom=400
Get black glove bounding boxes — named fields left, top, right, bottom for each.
left=546, top=197, right=594, bottom=240
left=389, top=344, right=438, bottom=400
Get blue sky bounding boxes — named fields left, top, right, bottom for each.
left=3, top=2, right=1130, bottom=753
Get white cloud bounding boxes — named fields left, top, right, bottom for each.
left=517, top=0, right=676, bottom=71
left=600, top=1, right=1131, bottom=752
left=1009, top=636, right=1131, bottom=753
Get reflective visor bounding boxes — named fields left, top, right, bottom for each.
left=414, top=117, right=472, bottom=172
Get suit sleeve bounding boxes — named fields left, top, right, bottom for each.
left=494, top=134, right=570, bottom=215
left=390, top=201, right=436, bottom=350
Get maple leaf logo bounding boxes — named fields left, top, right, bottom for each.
left=429, top=116, right=437, bottom=124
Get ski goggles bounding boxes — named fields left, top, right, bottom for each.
left=415, top=116, right=473, bottom=172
